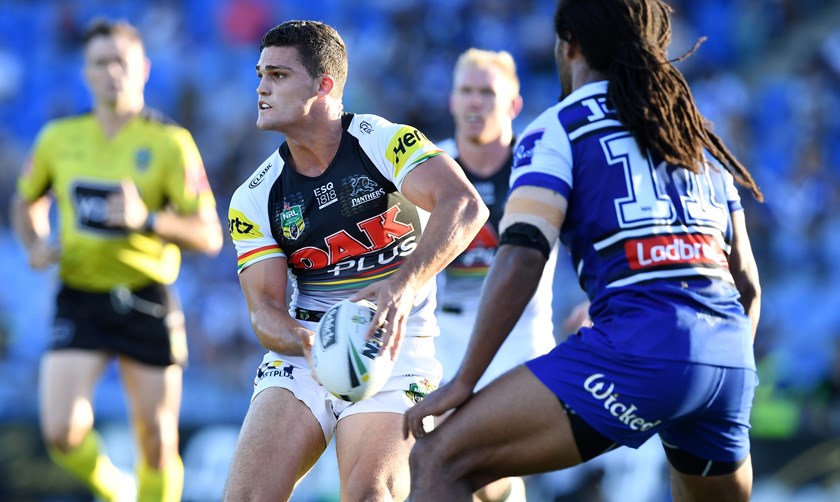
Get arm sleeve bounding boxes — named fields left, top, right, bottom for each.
left=162, top=127, right=217, bottom=214
left=17, top=123, right=58, bottom=201
left=348, top=114, right=443, bottom=191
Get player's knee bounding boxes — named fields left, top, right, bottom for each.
left=41, top=422, right=85, bottom=452
left=342, top=476, right=407, bottom=502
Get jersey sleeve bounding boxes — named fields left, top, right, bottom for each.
left=161, top=127, right=217, bottom=214
left=510, top=106, right=574, bottom=200
left=16, top=123, right=58, bottom=201
left=348, top=114, right=443, bottom=191
left=228, top=165, right=285, bottom=275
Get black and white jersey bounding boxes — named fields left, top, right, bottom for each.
left=229, top=113, right=444, bottom=336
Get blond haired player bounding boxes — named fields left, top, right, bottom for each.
left=434, top=48, right=557, bottom=502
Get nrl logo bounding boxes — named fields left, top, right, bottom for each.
left=280, top=202, right=305, bottom=240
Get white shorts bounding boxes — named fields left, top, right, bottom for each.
left=436, top=303, right=555, bottom=389
left=251, top=332, right=441, bottom=442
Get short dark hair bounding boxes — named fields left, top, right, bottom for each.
left=83, top=18, right=145, bottom=52
left=260, top=20, right=348, bottom=94
left=555, top=0, right=762, bottom=201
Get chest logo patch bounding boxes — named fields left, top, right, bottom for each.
left=281, top=203, right=305, bottom=240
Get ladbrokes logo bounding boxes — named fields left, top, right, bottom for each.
left=583, top=374, right=661, bottom=431
left=625, top=234, right=727, bottom=270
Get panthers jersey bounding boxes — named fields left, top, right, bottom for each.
left=512, top=81, right=754, bottom=369
left=17, top=109, right=216, bottom=291
left=229, top=113, right=443, bottom=336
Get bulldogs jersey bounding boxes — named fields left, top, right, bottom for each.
left=229, top=113, right=443, bottom=337
left=512, top=81, right=754, bottom=369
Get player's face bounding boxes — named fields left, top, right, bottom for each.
left=555, top=35, right=573, bottom=101
left=83, top=34, right=148, bottom=109
left=450, top=65, right=519, bottom=145
left=255, top=46, right=321, bottom=132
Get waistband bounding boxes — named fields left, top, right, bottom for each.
left=294, top=307, right=325, bottom=322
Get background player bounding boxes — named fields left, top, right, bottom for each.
left=10, top=18, right=223, bottom=502
left=405, top=0, right=763, bottom=500
left=435, top=47, right=557, bottom=502
left=223, top=21, right=487, bottom=501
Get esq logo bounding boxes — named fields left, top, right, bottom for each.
left=289, top=205, right=414, bottom=270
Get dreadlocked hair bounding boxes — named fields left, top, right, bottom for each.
left=554, top=0, right=763, bottom=201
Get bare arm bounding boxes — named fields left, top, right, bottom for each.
left=239, top=258, right=315, bottom=357
left=106, top=179, right=224, bottom=256
left=727, top=210, right=761, bottom=341
left=10, top=194, right=59, bottom=269
left=351, top=153, right=488, bottom=358
left=150, top=206, right=224, bottom=255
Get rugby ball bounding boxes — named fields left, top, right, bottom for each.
left=313, top=299, right=395, bottom=402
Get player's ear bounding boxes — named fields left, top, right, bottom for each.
left=510, top=94, right=524, bottom=120
left=317, top=74, right=336, bottom=97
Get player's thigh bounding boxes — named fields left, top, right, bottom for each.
left=335, top=411, right=413, bottom=501
left=39, top=350, right=110, bottom=443
left=419, top=365, right=581, bottom=487
left=669, top=454, right=753, bottom=502
left=225, top=387, right=326, bottom=501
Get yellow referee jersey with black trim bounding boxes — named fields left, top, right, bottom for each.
left=17, top=109, right=216, bottom=292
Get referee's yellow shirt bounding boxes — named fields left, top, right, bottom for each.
left=17, top=109, right=216, bottom=292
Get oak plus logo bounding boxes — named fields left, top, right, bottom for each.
left=583, top=373, right=661, bottom=431
left=289, top=205, right=416, bottom=275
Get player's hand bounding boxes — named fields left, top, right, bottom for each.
left=105, top=179, right=149, bottom=231
left=300, top=328, right=321, bottom=384
left=26, top=238, right=60, bottom=269
left=403, top=377, right=473, bottom=440
left=562, top=300, right=592, bottom=332
left=350, top=278, right=416, bottom=361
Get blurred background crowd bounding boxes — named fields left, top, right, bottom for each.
left=0, top=0, right=839, bottom=501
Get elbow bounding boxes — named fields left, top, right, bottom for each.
left=465, top=193, right=490, bottom=231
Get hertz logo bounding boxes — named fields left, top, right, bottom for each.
left=386, top=127, right=431, bottom=177
left=228, top=208, right=264, bottom=240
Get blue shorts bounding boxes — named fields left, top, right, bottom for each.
left=526, top=332, right=758, bottom=463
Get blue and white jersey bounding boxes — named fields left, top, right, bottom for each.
left=512, top=81, right=754, bottom=369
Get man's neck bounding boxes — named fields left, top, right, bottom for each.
left=284, top=113, right=344, bottom=177
left=455, top=132, right=513, bottom=177
left=95, top=100, right=144, bottom=138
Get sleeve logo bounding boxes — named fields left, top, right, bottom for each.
left=386, top=126, right=431, bottom=175
left=228, top=208, right=264, bottom=240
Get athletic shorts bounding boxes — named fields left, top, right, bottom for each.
left=51, top=283, right=187, bottom=367
left=526, top=331, right=758, bottom=463
left=252, top=324, right=441, bottom=442
left=436, top=304, right=555, bottom=389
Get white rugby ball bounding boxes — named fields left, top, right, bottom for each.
left=313, top=299, right=395, bottom=402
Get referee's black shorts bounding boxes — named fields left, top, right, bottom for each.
left=50, top=283, right=187, bottom=367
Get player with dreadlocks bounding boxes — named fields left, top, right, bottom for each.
left=404, top=0, right=762, bottom=500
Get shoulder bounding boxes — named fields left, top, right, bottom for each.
left=134, top=108, right=195, bottom=143
left=232, top=150, right=284, bottom=204
left=36, top=113, right=93, bottom=142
